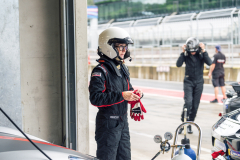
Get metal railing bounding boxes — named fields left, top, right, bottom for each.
left=88, top=8, right=240, bottom=66
left=96, top=0, right=240, bottom=24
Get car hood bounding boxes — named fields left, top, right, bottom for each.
left=213, top=109, right=240, bottom=138
left=0, top=150, right=94, bottom=160
left=0, top=126, right=98, bottom=159
left=0, top=126, right=49, bottom=143
left=214, top=118, right=240, bottom=136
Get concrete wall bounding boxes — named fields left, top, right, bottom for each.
left=19, top=0, right=62, bottom=144
left=75, top=0, right=89, bottom=153
left=0, top=0, right=22, bottom=129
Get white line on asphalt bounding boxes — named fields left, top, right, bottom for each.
left=129, top=130, right=153, bottom=138
left=131, top=78, right=232, bottom=88
left=89, top=120, right=211, bottom=153
left=144, top=93, right=223, bottom=105
left=134, top=85, right=217, bottom=96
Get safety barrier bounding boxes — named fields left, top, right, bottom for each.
left=88, top=64, right=240, bottom=84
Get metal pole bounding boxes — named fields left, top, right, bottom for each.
left=170, top=27, right=173, bottom=64
left=66, top=0, right=77, bottom=150
left=159, top=46, right=161, bottom=64
left=171, top=45, right=172, bottom=65
left=210, top=23, right=213, bottom=42
left=63, top=0, right=69, bottom=148
left=133, top=22, right=136, bottom=62
left=234, top=21, right=238, bottom=44
left=190, top=13, right=196, bottom=36
left=73, top=0, right=77, bottom=150
left=151, top=47, right=153, bottom=63
left=230, top=9, right=236, bottom=65
left=238, top=10, right=240, bottom=44
left=228, top=43, right=230, bottom=63
left=152, top=29, right=154, bottom=63
left=188, top=24, right=191, bottom=37
left=129, top=21, right=135, bottom=62
left=196, top=13, right=200, bottom=39
left=162, top=20, right=165, bottom=45
left=171, top=121, right=202, bottom=160
left=157, top=17, right=162, bottom=48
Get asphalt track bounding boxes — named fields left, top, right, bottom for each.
left=89, top=79, right=232, bottom=160
left=131, top=78, right=233, bottom=103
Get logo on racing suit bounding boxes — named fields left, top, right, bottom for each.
left=110, top=116, right=119, bottom=119
left=92, top=72, right=101, bottom=77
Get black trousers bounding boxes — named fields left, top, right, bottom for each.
left=181, top=81, right=203, bottom=122
left=95, top=112, right=131, bottom=160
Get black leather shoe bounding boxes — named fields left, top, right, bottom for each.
left=178, top=127, right=184, bottom=134
left=210, top=99, right=218, bottom=103
left=187, top=125, right=193, bottom=134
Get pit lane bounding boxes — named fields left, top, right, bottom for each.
left=89, top=79, right=229, bottom=160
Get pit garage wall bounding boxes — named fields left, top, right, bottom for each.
left=75, top=0, right=89, bottom=153
left=19, top=0, right=62, bottom=144
left=128, top=66, right=240, bottom=83
left=0, top=0, right=22, bottom=129
left=19, top=0, right=89, bottom=152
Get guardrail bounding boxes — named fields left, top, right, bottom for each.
left=88, top=44, right=240, bottom=66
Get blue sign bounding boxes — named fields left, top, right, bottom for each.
left=87, top=6, right=98, bottom=19
left=231, top=150, right=240, bottom=158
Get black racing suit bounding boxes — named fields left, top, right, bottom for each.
left=176, top=51, right=212, bottom=122
left=89, top=57, right=133, bottom=160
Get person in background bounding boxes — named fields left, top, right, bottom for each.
left=208, top=45, right=227, bottom=103
left=176, top=37, right=212, bottom=134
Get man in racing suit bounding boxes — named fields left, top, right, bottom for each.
left=176, top=37, right=212, bottom=134
left=89, top=27, right=144, bottom=160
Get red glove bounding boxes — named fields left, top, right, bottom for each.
left=211, top=150, right=225, bottom=159
left=128, top=90, right=147, bottom=121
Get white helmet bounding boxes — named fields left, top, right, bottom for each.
left=98, top=27, right=133, bottom=60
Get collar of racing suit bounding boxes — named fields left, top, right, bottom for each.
left=97, top=56, right=130, bottom=78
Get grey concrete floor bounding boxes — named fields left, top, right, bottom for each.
left=89, top=93, right=222, bottom=160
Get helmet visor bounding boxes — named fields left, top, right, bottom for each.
left=108, top=37, right=134, bottom=45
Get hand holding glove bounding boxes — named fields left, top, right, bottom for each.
left=128, top=90, right=147, bottom=121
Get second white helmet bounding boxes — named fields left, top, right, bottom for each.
left=98, top=27, right=133, bottom=60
